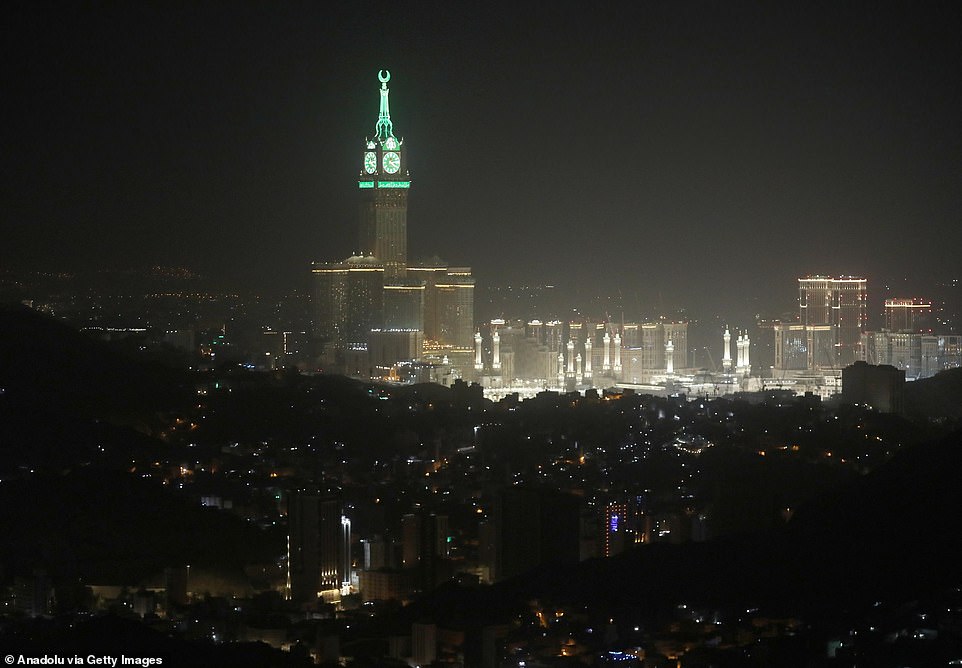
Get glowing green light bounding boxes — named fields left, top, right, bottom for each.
left=375, top=69, right=395, bottom=142
left=377, top=180, right=409, bottom=188
left=358, top=181, right=375, bottom=189
left=382, top=151, right=400, bottom=173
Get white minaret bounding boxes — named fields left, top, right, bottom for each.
left=736, top=333, right=744, bottom=374
left=576, top=353, right=583, bottom=383
left=722, top=327, right=733, bottom=372
left=584, top=336, right=593, bottom=378
left=602, top=331, right=611, bottom=372
left=474, top=332, right=483, bottom=371
left=492, top=331, right=501, bottom=371
left=744, top=333, right=750, bottom=372
left=613, top=332, right=622, bottom=374
left=566, top=338, right=575, bottom=375
left=666, top=339, right=674, bottom=375
left=557, top=351, right=565, bottom=387
left=736, top=332, right=751, bottom=377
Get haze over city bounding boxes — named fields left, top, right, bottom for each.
left=4, top=3, right=962, bottom=666
left=4, top=1, right=961, bottom=317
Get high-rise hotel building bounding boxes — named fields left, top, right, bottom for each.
left=312, top=256, right=384, bottom=352
left=858, top=298, right=956, bottom=380
left=312, top=71, right=475, bottom=375
left=287, top=493, right=351, bottom=603
left=408, top=263, right=476, bottom=349
left=797, top=276, right=867, bottom=368
left=883, top=298, right=932, bottom=333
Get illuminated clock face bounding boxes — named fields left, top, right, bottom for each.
left=364, top=152, right=377, bottom=174
left=382, top=151, right=401, bottom=174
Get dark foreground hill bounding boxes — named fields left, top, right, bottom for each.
left=0, top=469, right=284, bottom=590
left=0, top=305, right=282, bottom=596
left=0, top=615, right=313, bottom=667
left=0, top=302, right=190, bottom=427
left=0, top=303, right=192, bottom=477
left=903, top=366, right=962, bottom=419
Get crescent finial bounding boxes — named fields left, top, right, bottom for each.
left=378, top=69, right=391, bottom=84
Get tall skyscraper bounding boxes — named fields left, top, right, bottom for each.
left=798, top=276, right=867, bottom=367
left=312, top=71, right=475, bottom=379
left=311, top=256, right=384, bottom=354
left=407, top=263, right=476, bottom=349
left=358, top=70, right=409, bottom=278
left=406, top=264, right=447, bottom=339
left=434, top=268, right=476, bottom=348
left=602, top=501, right=629, bottom=558
left=287, top=494, right=350, bottom=604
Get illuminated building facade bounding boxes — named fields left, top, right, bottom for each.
left=774, top=323, right=834, bottom=371
left=383, top=280, right=425, bottom=331
left=602, top=501, right=629, bottom=558
left=858, top=298, right=951, bottom=380
left=358, top=70, right=409, bottom=278
left=312, top=256, right=384, bottom=356
left=435, top=268, right=476, bottom=349
left=762, top=276, right=867, bottom=396
left=409, top=264, right=476, bottom=349
left=358, top=569, right=414, bottom=603
left=922, top=335, right=962, bottom=377
left=617, top=322, right=689, bottom=382
left=860, top=331, right=923, bottom=378
left=368, top=329, right=423, bottom=377
left=470, top=319, right=698, bottom=391
left=798, top=276, right=867, bottom=367
left=406, top=264, right=447, bottom=340
left=287, top=494, right=350, bottom=604
left=311, top=71, right=476, bottom=377
left=773, top=324, right=807, bottom=371
left=884, top=298, right=932, bottom=333
left=860, top=331, right=962, bottom=380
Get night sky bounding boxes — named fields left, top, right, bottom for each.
left=3, top=2, right=960, bottom=316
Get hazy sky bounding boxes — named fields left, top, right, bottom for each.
left=3, top=1, right=960, bottom=315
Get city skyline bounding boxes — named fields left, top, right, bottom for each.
left=3, top=2, right=961, bottom=317
left=2, top=2, right=962, bottom=651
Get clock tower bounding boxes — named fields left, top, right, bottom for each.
left=358, top=69, right=409, bottom=278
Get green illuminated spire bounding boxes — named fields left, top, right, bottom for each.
left=375, top=69, right=395, bottom=144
